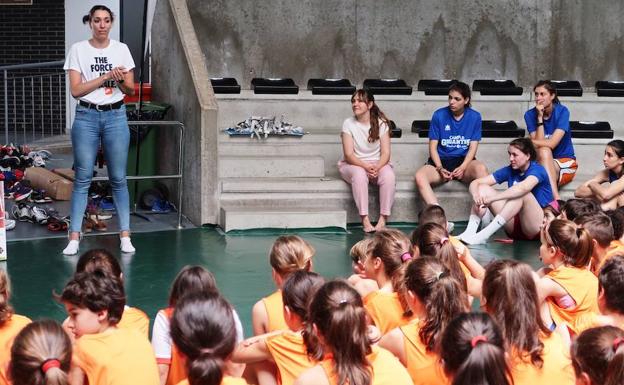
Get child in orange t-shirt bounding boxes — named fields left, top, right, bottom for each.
left=571, top=326, right=624, bottom=385
left=59, top=270, right=159, bottom=385
left=537, top=219, right=599, bottom=334
left=8, top=320, right=71, bottom=385
left=62, top=249, right=149, bottom=339
left=440, top=313, right=512, bottom=385
left=350, top=229, right=413, bottom=335
left=252, top=236, right=315, bottom=335
left=414, top=205, right=485, bottom=297
left=379, top=257, right=468, bottom=385
left=483, top=260, right=574, bottom=385
left=170, top=292, right=249, bottom=385
left=1, top=269, right=31, bottom=385
left=152, top=265, right=245, bottom=385
left=295, top=280, right=412, bottom=385
left=233, top=271, right=324, bottom=385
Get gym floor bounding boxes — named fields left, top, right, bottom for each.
left=2, top=223, right=541, bottom=335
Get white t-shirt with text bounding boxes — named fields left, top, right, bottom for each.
left=64, top=39, right=135, bottom=105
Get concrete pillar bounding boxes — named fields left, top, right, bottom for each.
left=152, top=0, right=219, bottom=225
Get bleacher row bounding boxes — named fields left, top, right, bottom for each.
left=210, top=77, right=624, bottom=97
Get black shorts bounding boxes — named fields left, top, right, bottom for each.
left=427, top=156, right=467, bottom=171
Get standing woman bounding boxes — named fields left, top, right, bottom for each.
left=339, top=89, right=395, bottom=233
left=575, top=140, right=624, bottom=210
left=525, top=80, right=577, bottom=200
left=63, top=5, right=136, bottom=255
left=414, top=82, right=488, bottom=206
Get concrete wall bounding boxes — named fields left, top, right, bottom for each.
left=152, top=0, right=219, bottom=225
left=186, top=0, right=624, bottom=89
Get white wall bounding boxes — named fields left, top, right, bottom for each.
left=64, top=0, right=120, bottom=130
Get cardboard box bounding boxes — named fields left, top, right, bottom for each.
left=24, top=167, right=73, bottom=201
left=52, top=168, right=75, bottom=181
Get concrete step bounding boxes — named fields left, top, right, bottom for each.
left=219, top=206, right=347, bottom=232
left=219, top=175, right=588, bottom=224
left=220, top=132, right=610, bottom=178
left=219, top=155, right=325, bottom=178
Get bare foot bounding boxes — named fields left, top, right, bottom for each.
left=374, top=216, right=387, bottom=231
left=362, top=216, right=375, bottom=233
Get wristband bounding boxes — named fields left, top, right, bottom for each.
left=537, top=122, right=544, bottom=126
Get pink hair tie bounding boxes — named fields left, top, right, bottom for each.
left=440, top=237, right=449, bottom=246
left=470, top=335, right=488, bottom=348
left=614, top=337, right=624, bottom=352
left=401, top=252, right=412, bottom=262
left=41, top=359, right=61, bottom=374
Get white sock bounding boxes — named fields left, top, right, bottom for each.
left=463, top=215, right=507, bottom=245
left=62, top=240, right=80, bottom=255
left=120, top=237, right=136, bottom=253
left=481, top=209, right=494, bottom=227
left=457, top=215, right=481, bottom=240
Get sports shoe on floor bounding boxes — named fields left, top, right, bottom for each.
left=62, top=239, right=80, bottom=255
left=30, top=205, right=48, bottom=225
left=120, top=237, right=136, bottom=253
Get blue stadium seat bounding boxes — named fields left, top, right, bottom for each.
left=412, top=120, right=524, bottom=138
left=210, top=78, right=241, bottom=94
left=596, top=81, right=624, bottom=97
left=307, top=78, right=355, bottom=95
left=547, top=80, right=583, bottom=97
left=362, top=79, right=412, bottom=95
left=472, top=80, right=523, bottom=95
left=570, top=121, right=613, bottom=139
left=251, top=78, right=299, bottom=94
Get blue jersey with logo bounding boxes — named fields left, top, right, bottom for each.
left=493, top=161, right=554, bottom=208
left=524, top=103, right=575, bottom=159
left=429, top=106, right=482, bottom=159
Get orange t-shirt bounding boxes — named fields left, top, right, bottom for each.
left=73, top=327, right=160, bottom=385
left=118, top=306, right=150, bottom=338
left=546, top=266, right=599, bottom=334
left=262, top=291, right=288, bottom=332
left=320, top=346, right=412, bottom=385
left=598, top=240, right=624, bottom=272
left=176, top=376, right=249, bottom=385
left=510, top=332, right=575, bottom=385
left=363, top=291, right=410, bottom=335
left=157, top=308, right=187, bottom=385
left=400, top=322, right=448, bottom=385
left=266, top=330, right=315, bottom=385
left=0, top=314, right=31, bottom=385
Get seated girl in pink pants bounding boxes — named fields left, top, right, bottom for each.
left=338, top=89, right=396, bottom=232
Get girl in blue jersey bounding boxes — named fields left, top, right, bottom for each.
left=525, top=81, right=576, bottom=201
left=575, top=140, right=624, bottom=210
left=414, top=82, right=488, bottom=206
left=457, top=138, right=555, bottom=244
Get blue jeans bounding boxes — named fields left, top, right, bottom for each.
left=70, top=104, right=130, bottom=233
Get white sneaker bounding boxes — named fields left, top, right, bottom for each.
left=62, top=239, right=80, bottom=255
left=120, top=237, right=136, bottom=253
left=5, top=218, right=16, bottom=231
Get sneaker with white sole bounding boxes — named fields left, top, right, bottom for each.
left=30, top=205, right=48, bottom=225
left=62, top=239, right=80, bottom=255
left=120, top=237, right=135, bottom=253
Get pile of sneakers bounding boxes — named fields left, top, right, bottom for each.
left=11, top=202, right=70, bottom=232
left=1, top=144, right=53, bottom=204
left=224, top=115, right=305, bottom=139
